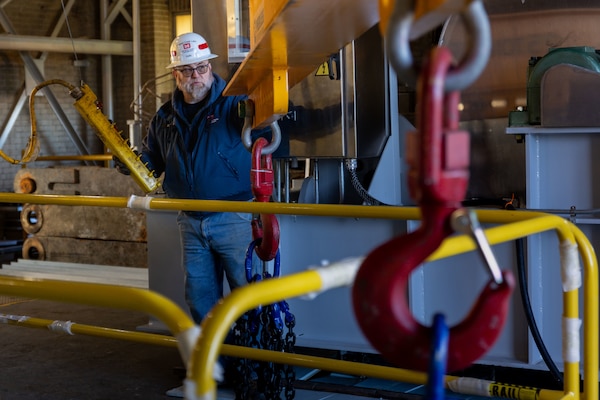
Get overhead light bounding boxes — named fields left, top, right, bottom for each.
left=491, top=99, right=507, bottom=108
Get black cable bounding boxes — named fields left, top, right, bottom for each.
left=344, top=159, right=384, bottom=206
left=514, top=236, right=563, bottom=385
left=466, top=198, right=563, bottom=385
left=343, top=186, right=564, bottom=384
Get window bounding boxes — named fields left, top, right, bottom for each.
left=226, top=0, right=250, bottom=63
left=175, top=14, right=191, bottom=36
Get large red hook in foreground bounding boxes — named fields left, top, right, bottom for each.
left=352, top=46, right=514, bottom=373
left=250, top=137, right=280, bottom=261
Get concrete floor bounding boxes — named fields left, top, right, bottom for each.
left=0, top=298, right=184, bottom=400
left=0, top=260, right=564, bottom=400
left=0, top=260, right=407, bottom=400
left=0, top=298, right=417, bottom=400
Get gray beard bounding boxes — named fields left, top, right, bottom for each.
left=185, top=83, right=210, bottom=103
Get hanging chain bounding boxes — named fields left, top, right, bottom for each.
left=232, top=301, right=296, bottom=399
left=232, top=259, right=297, bottom=399
left=283, top=302, right=297, bottom=400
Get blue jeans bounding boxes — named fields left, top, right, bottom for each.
left=177, top=211, right=258, bottom=324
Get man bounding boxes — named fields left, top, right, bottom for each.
left=116, top=32, right=285, bottom=397
left=137, top=32, right=266, bottom=324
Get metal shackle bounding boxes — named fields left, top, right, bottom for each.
left=384, top=0, right=491, bottom=92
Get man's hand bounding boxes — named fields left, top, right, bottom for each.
left=113, top=155, right=131, bottom=175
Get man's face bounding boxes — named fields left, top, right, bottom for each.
left=173, top=62, right=214, bottom=104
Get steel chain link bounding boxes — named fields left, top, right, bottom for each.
left=231, top=295, right=297, bottom=399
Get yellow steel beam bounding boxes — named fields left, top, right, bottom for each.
left=379, top=0, right=473, bottom=39
left=224, top=0, right=379, bottom=128
left=413, top=0, right=472, bottom=38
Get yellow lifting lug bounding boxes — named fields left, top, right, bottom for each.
left=72, top=84, right=160, bottom=193
left=379, top=0, right=473, bottom=39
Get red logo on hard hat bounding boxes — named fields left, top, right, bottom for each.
left=199, top=42, right=208, bottom=50
left=183, top=42, right=191, bottom=49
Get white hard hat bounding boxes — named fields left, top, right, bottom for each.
left=167, top=32, right=218, bottom=69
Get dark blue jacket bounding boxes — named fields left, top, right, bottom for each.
left=142, top=74, right=255, bottom=204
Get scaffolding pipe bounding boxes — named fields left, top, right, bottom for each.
left=0, top=191, right=590, bottom=223
left=0, top=312, right=182, bottom=347
left=0, top=309, right=431, bottom=385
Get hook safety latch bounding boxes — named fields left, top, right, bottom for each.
left=352, top=45, right=514, bottom=373
left=451, top=208, right=504, bottom=285
left=250, top=137, right=280, bottom=261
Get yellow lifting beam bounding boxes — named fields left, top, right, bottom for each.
left=223, top=0, right=379, bottom=128
left=379, top=0, right=475, bottom=38
left=225, top=0, right=479, bottom=128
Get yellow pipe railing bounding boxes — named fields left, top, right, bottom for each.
left=186, top=211, right=596, bottom=400
left=0, top=193, right=596, bottom=400
left=0, top=278, right=193, bottom=335
left=33, top=154, right=113, bottom=162
left=432, top=213, right=595, bottom=400
left=0, top=192, right=421, bottom=219
left=0, top=277, right=201, bottom=368
left=0, top=312, right=182, bottom=347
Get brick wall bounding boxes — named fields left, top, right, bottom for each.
left=140, top=0, right=175, bottom=134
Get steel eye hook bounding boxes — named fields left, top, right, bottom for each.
left=385, top=0, right=491, bottom=92
left=352, top=225, right=514, bottom=372
left=352, top=46, right=514, bottom=373
left=240, top=99, right=282, bottom=155
left=385, top=0, right=418, bottom=88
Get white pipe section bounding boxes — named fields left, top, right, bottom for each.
left=0, top=34, right=132, bottom=55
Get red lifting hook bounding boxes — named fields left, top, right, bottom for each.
left=250, top=137, right=280, bottom=261
left=351, top=46, right=515, bottom=373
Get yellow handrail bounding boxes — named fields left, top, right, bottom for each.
left=34, top=154, right=113, bottom=161
left=0, top=192, right=420, bottom=219
left=0, top=277, right=200, bottom=367
left=185, top=210, right=596, bottom=400
left=1, top=312, right=182, bottom=347
left=0, top=193, right=596, bottom=400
